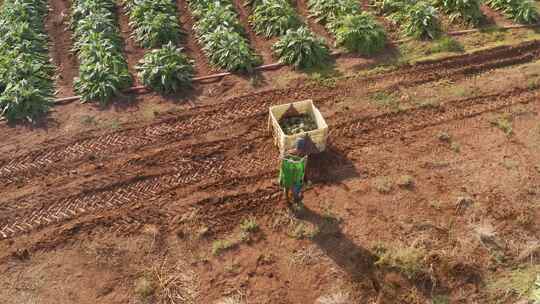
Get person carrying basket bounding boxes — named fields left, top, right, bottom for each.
left=279, top=138, right=307, bottom=203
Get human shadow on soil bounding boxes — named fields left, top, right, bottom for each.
left=292, top=205, right=475, bottom=301
left=293, top=205, right=381, bottom=293
left=306, top=145, right=360, bottom=184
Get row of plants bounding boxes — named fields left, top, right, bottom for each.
left=0, top=0, right=55, bottom=122
left=308, top=0, right=387, bottom=55
left=189, top=0, right=260, bottom=72
left=244, top=0, right=329, bottom=69
left=71, top=0, right=132, bottom=104
left=485, top=0, right=538, bottom=24
left=123, top=0, right=195, bottom=94
left=433, top=0, right=484, bottom=25
left=124, top=0, right=183, bottom=48
left=374, top=0, right=442, bottom=39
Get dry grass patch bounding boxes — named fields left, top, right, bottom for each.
left=375, top=244, right=428, bottom=279
left=487, top=265, right=540, bottom=302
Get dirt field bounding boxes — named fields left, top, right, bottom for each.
left=1, top=38, right=540, bottom=303
left=2, top=0, right=540, bottom=302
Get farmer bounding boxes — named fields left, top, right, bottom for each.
left=279, top=138, right=307, bottom=203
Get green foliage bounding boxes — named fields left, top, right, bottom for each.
left=190, top=0, right=260, bottom=72
left=125, top=0, right=182, bottom=48
left=240, top=218, right=259, bottom=233
left=273, top=27, right=330, bottom=69
left=72, top=0, right=132, bottom=104
left=506, top=0, right=539, bottom=24
left=250, top=0, right=302, bottom=38
left=137, top=42, right=195, bottom=94
left=372, top=0, right=410, bottom=14
left=308, top=0, right=360, bottom=24
left=192, top=3, right=244, bottom=35
left=203, top=30, right=261, bottom=72
left=487, top=266, right=540, bottom=301
left=430, top=36, right=464, bottom=53
left=308, top=0, right=387, bottom=56
left=433, top=0, right=484, bottom=25
left=486, top=0, right=539, bottom=23
left=533, top=275, right=540, bottom=302
left=0, top=0, right=54, bottom=122
left=392, top=1, right=441, bottom=39
left=332, top=13, right=386, bottom=55
left=212, top=239, right=236, bottom=255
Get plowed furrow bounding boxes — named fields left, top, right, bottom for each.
left=1, top=41, right=539, bottom=187
left=1, top=84, right=538, bottom=239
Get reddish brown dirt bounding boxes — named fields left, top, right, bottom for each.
left=45, top=0, right=79, bottom=97
left=116, top=1, right=146, bottom=86
left=1, top=35, right=540, bottom=303
left=176, top=0, right=214, bottom=75
left=231, top=0, right=276, bottom=64
left=294, top=0, right=337, bottom=46
left=481, top=4, right=514, bottom=27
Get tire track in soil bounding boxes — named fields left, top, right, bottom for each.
left=1, top=85, right=539, bottom=240
left=1, top=41, right=539, bottom=189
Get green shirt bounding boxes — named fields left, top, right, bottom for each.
left=279, top=155, right=306, bottom=188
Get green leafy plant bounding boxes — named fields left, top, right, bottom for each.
left=250, top=0, right=302, bottom=38
left=486, top=0, right=539, bottom=23
left=193, top=3, right=245, bottom=37
left=71, top=0, right=132, bottom=104
left=372, top=0, right=410, bottom=14
left=430, top=36, right=464, bottom=53
left=203, top=30, right=261, bottom=72
left=125, top=0, right=182, bottom=48
left=273, top=27, right=330, bottom=69
left=433, top=0, right=484, bottom=25
left=332, top=13, right=386, bottom=55
left=190, top=0, right=260, bottom=72
left=0, top=0, right=54, bottom=122
left=308, top=0, right=360, bottom=24
left=392, top=1, right=441, bottom=39
left=137, top=42, right=195, bottom=94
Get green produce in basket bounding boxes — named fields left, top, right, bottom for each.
left=279, top=114, right=317, bottom=135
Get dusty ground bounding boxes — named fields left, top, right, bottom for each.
left=1, top=40, right=540, bottom=303
left=1, top=2, right=540, bottom=304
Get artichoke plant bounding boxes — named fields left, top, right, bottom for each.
left=126, top=0, right=183, bottom=48
left=332, top=13, right=386, bottom=55
left=434, top=0, right=484, bottom=25
left=485, top=0, right=538, bottom=23
left=250, top=0, right=302, bottom=38
left=272, top=27, right=330, bottom=69
left=0, top=0, right=54, bottom=122
left=137, top=42, right=195, bottom=94
left=392, top=1, right=441, bottom=39
left=190, top=0, right=260, bottom=72
left=71, top=0, right=132, bottom=104
left=308, top=0, right=361, bottom=24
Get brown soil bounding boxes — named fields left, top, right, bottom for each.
left=116, top=1, right=146, bottom=86
left=481, top=4, right=515, bottom=27
left=176, top=0, right=214, bottom=75
left=1, top=41, right=540, bottom=303
left=294, top=0, right=337, bottom=46
left=45, top=0, right=79, bottom=97
left=231, top=0, right=276, bottom=64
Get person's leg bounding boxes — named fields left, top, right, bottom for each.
left=292, top=184, right=302, bottom=203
